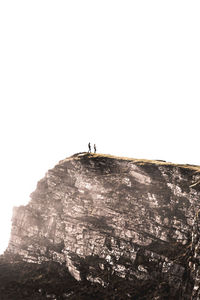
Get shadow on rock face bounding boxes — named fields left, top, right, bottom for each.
left=0, top=253, right=193, bottom=300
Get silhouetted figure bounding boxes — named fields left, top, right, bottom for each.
left=88, top=142, right=91, bottom=153
left=94, top=144, right=97, bottom=153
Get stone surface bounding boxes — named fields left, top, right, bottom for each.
left=4, top=152, right=200, bottom=299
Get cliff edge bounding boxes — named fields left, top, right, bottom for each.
left=2, top=153, right=200, bottom=299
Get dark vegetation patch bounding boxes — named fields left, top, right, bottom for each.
left=80, top=155, right=122, bottom=176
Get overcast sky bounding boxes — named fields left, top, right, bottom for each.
left=0, top=1, right=199, bottom=253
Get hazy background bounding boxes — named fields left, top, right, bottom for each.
left=0, top=1, right=199, bottom=253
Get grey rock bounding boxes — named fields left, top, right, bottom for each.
left=6, top=152, right=200, bottom=299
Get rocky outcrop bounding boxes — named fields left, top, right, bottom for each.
left=5, top=153, right=200, bottom=299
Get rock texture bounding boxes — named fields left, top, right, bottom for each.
left=5, top=153, right=200, bottom=299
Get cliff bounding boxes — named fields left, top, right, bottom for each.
left=2, top=152, right=200, bottom=299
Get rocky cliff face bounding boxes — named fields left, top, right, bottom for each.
left=6, top=153, right=200, bottom=299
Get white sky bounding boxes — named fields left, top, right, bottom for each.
left=0, top=1, right=199, bottom=254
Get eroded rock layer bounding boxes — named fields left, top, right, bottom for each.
left=6, top=153, right=200, bottom=299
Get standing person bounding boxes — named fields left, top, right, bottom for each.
left=94, top=144, right=97, bottom=153
left=88, top=142, right=91, bottom=153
